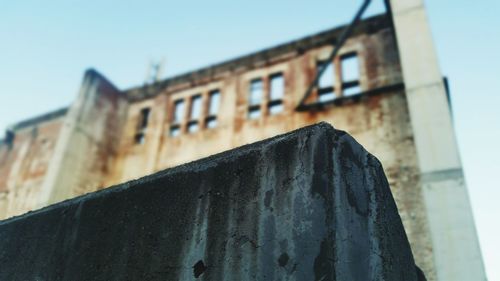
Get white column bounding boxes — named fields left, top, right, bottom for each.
left=388, top=0, right=486, bottom=280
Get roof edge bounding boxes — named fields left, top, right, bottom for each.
left=8, top=107, right=69, bottom=132
left=124, top=13, right=391, bottom=102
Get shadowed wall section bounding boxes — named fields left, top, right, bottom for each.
left=0, top=109, right=67, bottom=218
left=0, top=123, right=422, bottom=281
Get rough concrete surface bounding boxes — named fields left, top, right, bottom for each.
left=0, top=123, right=422, bottom=280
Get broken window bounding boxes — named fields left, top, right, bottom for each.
left=268, top=73, right=284, bottom=115
left=208, top=90, right=220, bottom=116
left=318, top=61, right=335, bottom=88
left=173, top=99, right=185, bottom=124
left=187, top=95, right=202, bottom=134
left=138, top=108, right=150, bottom=129
left=190, top=95, right=202, bottom=120
left=317, top=61, right=336, bottom=102
left=169, top=99, right=185, bottom=138
left=341, top=53, right=361, bottom=96
left=248, top=79, right=263, bottom=119
left=134, top=107, right=151, bottom=144
left=249, top=79, right=263, bottom=105
left=270, top=74, right=284, bottom=101
left=206, top=90, right=220, bottom=129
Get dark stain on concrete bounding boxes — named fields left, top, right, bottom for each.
left=264, top=189, right=273, bottom=208
left=193, top=260, right=207, bottom=278
left=278, top=253, right=289, bottom=267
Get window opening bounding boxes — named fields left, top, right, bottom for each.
left=248, top=79, right=263, bottom=119
left=269, top=73, right=285, bottom=115
left=134, top=107, right=151, bottom=144
left=206, top=90, right=220, bottom=129
left=173, top=99, right=185, bottom=124
left=317, top=61, right=336, bottom=102
left=341, top=54, right=361, bottom=96
left=188, top=95, right=202, bottom=133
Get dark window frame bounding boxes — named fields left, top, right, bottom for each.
left=247, top=78, right=264, bottom=119
left=316, top=60, right=336, bottom=103
left=205, top=90, right=221, bottom=129
left=169, top=99, right=185, bottom=138
left=186, top=94, right=202, bottom=134
left=172, top=99, right=185, bottom=124
left=134, top=107, right=151, bottom=145
left=247, top=73, right=287, bottom=120
left=268, top=73, right=285, bottom=115
left=340, top=52, right=361, bottom=97
left=249, top=78, right=264, bottom=106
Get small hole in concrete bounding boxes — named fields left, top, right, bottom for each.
left=278, top=253, right=289, bottom=267
left=193, top=260, right=207, bottom=278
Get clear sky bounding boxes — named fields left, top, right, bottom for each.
left=1, top=0, right=499, bottom=279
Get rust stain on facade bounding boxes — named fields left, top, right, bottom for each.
left=0, top=14, right=440, bottom=280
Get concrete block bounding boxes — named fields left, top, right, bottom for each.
left=0, top=123, right=423, bottom=281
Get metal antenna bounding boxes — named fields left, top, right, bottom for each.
left=145, top=58, right=166, bottom=85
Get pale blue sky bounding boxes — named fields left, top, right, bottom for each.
left=1, top=0, right=499, bottom=279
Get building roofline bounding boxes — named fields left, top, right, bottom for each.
left=2, top=69, right=121, bottom=139
left=2, top=13, right=392, bottom=136
left=124, top=13, right=392, bottom=102
left=7, top=107, right=69, bottom=133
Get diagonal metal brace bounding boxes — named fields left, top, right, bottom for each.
left=296, top=0, right=372, bottom=111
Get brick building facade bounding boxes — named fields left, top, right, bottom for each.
left=0, top=4, right=485, bottom=280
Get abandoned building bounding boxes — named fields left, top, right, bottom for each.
left=0, top=1, right=486, bottom=280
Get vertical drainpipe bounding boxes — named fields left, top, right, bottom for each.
left=387, top=0, right=486, bottom=280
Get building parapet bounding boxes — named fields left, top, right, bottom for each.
left=124, top=14, right=392, bottom=102
left=7, top=107, right=69, bottom=133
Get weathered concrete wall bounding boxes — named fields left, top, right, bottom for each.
left=0, top=123, right=423, bottom=281
left=0, top=109, right=67, bottom=219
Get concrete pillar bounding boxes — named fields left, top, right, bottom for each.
left=388, top=0, right=486, bottom=280
left=38, top=69, right=128, bottom=207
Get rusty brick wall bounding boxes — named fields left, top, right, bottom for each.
left=0, top=14, right=436, bottom=280
left=110, top=24, right=436, bottom=279
left=0, top=114, right=65, bottom=219
left=0, top=71, right=129, bottom=220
